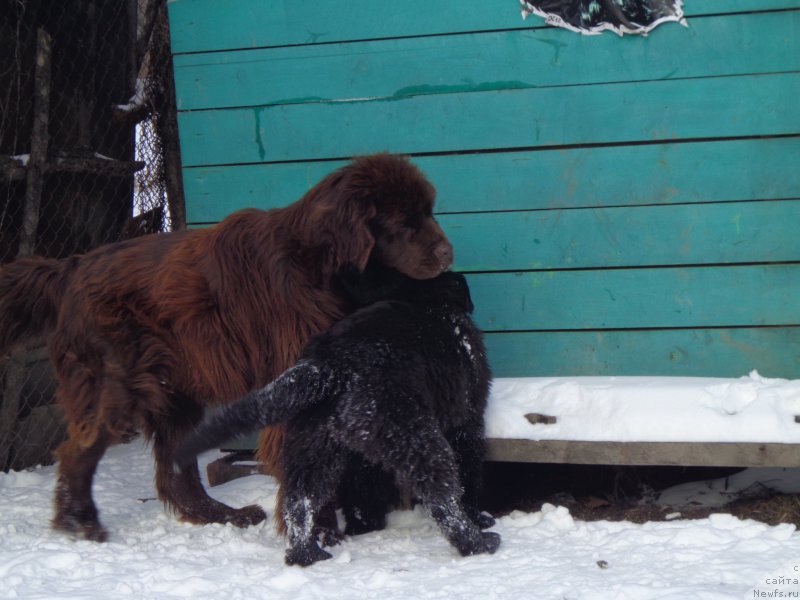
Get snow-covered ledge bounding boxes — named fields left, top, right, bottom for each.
left=208, top=372, right=800, bottom=486
left=483, top=371, right=800, bottom=468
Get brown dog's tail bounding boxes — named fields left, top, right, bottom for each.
left=0, top=256, right=72, bottom=353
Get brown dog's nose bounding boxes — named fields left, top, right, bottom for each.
left=436, top=241, right=454, bottom=269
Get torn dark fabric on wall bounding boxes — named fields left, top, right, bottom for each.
left=520, top=0, right=686, bottom=35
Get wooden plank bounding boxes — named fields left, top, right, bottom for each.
left=176, top=72, right=800, bottom=166
left=206, top=452, right=270, bottom=487
left=445, top=200, right=800, bottom=272
left=168, top=0, right=800, bottom=54
left=183, top=138, right=800, bottom=222
left=486, top=439, right=800, bottom=467
left=482, top=327, right=800, bottom=378
left=212, top=437, right=800, bottom=467
left=173, top=11, right=799, bottom=111
left=468, top=265, right=800, bottom=332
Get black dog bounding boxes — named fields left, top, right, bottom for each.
left=176, top=268, right=499, bottom=566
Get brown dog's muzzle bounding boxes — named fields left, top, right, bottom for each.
left=405, top=218, right=454, bottom=278
left=431, top=226, right=454, bottom=273
left=372, top=217, right=455, bottom=280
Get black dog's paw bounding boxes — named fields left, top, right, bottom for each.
left=457, top=531, right=502, bottom=557
left=472, top=511, right=496, bottom=530
left=479, top=531, right=501, bottom=554
left=285, top=542, right=333, bottom=567
left=344, top=512, right=387, bottom=537
left=315, top=525, right=345, bottom=548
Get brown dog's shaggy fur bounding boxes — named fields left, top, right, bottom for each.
left=0, top=154, right=453, bottom=542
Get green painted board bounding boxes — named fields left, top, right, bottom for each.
left=173, top=11, right=799, bottom=111
left=177, top=72, right=800, bottom=166
left=483, top=327, right=800, bottom=378
left=467, top=265, right=800, bottom=332
left=168, top=0, right=529, bottom=55
left=168, top=0, right=800, bottom=54
left=184, top=138, right=800, bottom=222
left=444, top=200, right=800, bottom=272
left=189, top=200, right=800, bottom=271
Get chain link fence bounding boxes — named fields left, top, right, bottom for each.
left=0, top=0, right=184, bottom=471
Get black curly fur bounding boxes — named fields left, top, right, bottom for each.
left=177, top=267, right=499, bottom=566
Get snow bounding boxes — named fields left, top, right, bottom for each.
left=114, top=79, right=146, bottom=114
left=3, top=438, right=800, bottom=600
left=486, top=371, right=800, bottom=443
left=4, top=371, right=800, bottom=598
left=657, top=467, right=800, bottom=510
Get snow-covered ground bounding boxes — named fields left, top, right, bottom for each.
left=3, top=434, right=800, bottom=598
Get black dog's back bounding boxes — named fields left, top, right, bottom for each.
left=177, top=270, right=487, bottom=462
left=177, top=268, right=497, bottom=565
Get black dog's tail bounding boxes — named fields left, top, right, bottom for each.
left=175, top=360, right=334, bottom=467
left=0, top=256, right=72, bottom=354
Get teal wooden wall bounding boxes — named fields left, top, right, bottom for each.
left=167, top=0, right=800, bottom=379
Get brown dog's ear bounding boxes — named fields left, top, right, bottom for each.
left=298, top=173, right=378, bottom=272
left=325, top=196, right=377, bottom=271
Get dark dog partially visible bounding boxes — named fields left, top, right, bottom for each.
left=0, top=154, right=453, bottom=542
left=176, top=268, right=499, bottom=566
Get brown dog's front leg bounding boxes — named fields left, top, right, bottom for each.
left=52, top=431, right=110, bottom=542
left=154, top=428, right=267, bottom=527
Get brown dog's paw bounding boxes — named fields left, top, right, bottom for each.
left=181, top=503, right=267, bottom=528
left=226, top=504, right=268, bottom=528
left=52, top=515, right=109, bottom=543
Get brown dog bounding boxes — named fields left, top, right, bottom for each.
left=0, top=153, right=452, bottom=542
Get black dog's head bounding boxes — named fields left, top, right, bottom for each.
left=337, top=265, right=474, bottom=314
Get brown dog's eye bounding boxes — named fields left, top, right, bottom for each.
left=404, top=216, right=423, bottom=230
left=369, top=221, right=386, bottom=236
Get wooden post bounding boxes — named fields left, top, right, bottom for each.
left=157, top=3, right=186, bottom=230
left=0, top=28, right=52, bottom=471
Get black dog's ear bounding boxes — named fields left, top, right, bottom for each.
left=460, top=276, right=475, bottom=314
left=446, top=272, right=474, bottom=314
left=336, top=265, right=368, bottom=304
left=336, top=265, right=408, bottom=308
left=417, top=271, right=474, bottom=314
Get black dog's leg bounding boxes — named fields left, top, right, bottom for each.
left=283, top=493, right=335, bottom=567
left=338, top=455, right=397, bottom=536
left=449, top=418, right=495, bottom=530
left=381, top=418, right=500, bottom=557
left=313, top=502, right=345, bottom=548
left=282, top=434, right=345, bottom=566
left=427, top=495, right=501, bottom=557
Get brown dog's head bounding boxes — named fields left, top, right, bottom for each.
left=301, top=153, right=453, bottom=279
